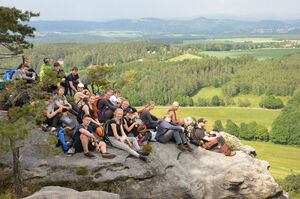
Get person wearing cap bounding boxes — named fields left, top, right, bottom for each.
left=122, top=108, right=143, bottom=144
left=39, top=57, right=52, bottom=82
left=168, top=101, right=184, bottom=126
left=74, top=83, right=90, bottom=108
left=190, top=118, right=236, bottom=156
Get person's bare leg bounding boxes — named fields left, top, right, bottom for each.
left=80, top=134, right=89, bottom=153
left=99, top=141, right=107, bottom=153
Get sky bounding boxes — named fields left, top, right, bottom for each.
left=1, top=0, right=300, bottom=21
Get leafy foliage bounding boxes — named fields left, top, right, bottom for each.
left=225, top=120, right=239, bottom=137
left=0, top=6, right=39, bottom=56
left=213, top=120, right=224, bottom=131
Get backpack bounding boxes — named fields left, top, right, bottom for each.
left=76, top=103, right=87, bottom=124
left=101, top=120, right=113, bottom=145
left=94, top=96, right=104, bottom=112
left=93, top=97, right=108, bottom=121
left=58, top=126, right=74, bottom=151
left=4, top=69, right=18, bottom=81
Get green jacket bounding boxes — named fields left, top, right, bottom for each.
left=39, top=64, right=52, bottom=81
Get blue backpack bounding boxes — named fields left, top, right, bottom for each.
left=58, top=126, right=74, bottom=151
left=4, top=69, right=18, bottom=81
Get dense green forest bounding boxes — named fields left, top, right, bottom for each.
left=1, top=41, right=300, bottom=107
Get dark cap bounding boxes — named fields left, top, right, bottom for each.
left=212, top=128, right=219, bottom=132
left=124, top=108, right=134, bottom=114
left=198, top=118, right=207, bottom=123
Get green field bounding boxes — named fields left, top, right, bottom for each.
left=198, top=48, right=300, bottom=60
left=242, top=140, right=300, bottom=179
left=150, top=107, right=280, bottom=129
left=183, top=37, right=279, bottom=44
left=168, top=53, right=202, bottom=61
left=192, top=86, right=290, bottom=108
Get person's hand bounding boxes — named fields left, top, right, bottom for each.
left=62, top=78, right=66, bottom=82
left=95, top=144, right=100, bottom=152
left=181, top=127, right=185, bottom=132
left=91, top=135, right=96, bottom=142
left=134, top=122, right=139, bottom=126
left=31, top=76, right=35, bottom=81
left=57, top=107, right=63, bottom=113
left=127, top=141, right=132, bottom=148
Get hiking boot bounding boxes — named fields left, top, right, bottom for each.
left=102, top=152, right=116, bottom=159
left=139, top=155, right=147, bottom=162
left=66, top=147, right=75, bottom=157
left=137, top=150, right=150, bottom=156
left=84, top=152, right=96, bottom=159
left=184, top=143, right=194, bottom=152
left=40, top=124, right=48, bottom=132
left=227, top=151, right=236, bottom=156
left=49, top=127, right=57, bottom=136
left=177, top=144, right=187, bottom=152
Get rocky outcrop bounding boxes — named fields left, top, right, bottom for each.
left=0, top=129, right=288, bottom=199
left=24, top=186, right=120, bottom=199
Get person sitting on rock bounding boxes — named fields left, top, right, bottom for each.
left=45, top=95, right=62, bottom=133
left=39, top=57, right=52, bottom=82
left=190, top=118, right=236, bottom=156
left=54, top=86, right=76, bottom=129
left=168, top=101, right=184, bottom=126
left=155, top=112, right=193, bottom=152
left=73, top=114, right=116, bottom=159
left=74, top=83, right=90, bottom=108
left=139, top=101, right=159, bottom=130
left=97, top=89, right=117, bottom=122
left=122, top=108, right=144, bottom=145
left=109, top=89, right=121, bottom=105
left=78, top=95, right=102, bottom=130
left=12, top=64, right=36, bottom=82
left=107, top=108, right=149, bottom=162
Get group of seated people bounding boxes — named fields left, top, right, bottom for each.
left=12, top=57, right=236, bottom=162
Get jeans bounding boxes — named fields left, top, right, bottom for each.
left=158, top=129, right=187, bottom=145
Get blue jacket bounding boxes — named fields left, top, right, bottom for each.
left=155, top=119, right=182, bottom=141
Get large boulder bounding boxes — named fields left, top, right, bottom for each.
left=24, top=186, right=120, bottom=199
left=0, top=129, right=289, bottom=199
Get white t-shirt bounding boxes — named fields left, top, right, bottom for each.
left=109, top=95, right=120, bottom=105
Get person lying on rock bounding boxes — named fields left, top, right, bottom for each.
left=72, top=114, right=116, bottom=159
left=155, top=112, right=193, bottom=152
left=107, top=108, right=149, bottom=162
left=190, top=118, right=236, bottom=156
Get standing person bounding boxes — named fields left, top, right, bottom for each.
left=39, top=58, right=51, bottom=82
left=139, top=101, right=159, bottom=129
left=190, top=118, right=236, bottom=156
left=66, top=67, right=83, bottom=96
left=155, top=113, right=193, bottom=152
left=110, top=89, right=121, bottom=105
left=53, top=62, right=66, bottom=88
left=168, top=101, right=184, bottom=126
left=73, top=115, right=116, bottom=159
left=54, top=86, right=76, bottom=129
left=107, top=108, right=149, bottom=161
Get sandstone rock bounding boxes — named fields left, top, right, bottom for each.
left=24, top=186, right=120, bottom=199
left=0, top=129, right=289, bottom=199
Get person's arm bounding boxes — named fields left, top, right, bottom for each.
left=202, top=134, right=217, bottom=142
left=69, top=81, right=77, bottom=92
left=123, top=120, right=139, bottom=133
left=79, top=128, right=96, bottom=142
left=145, top=111, right=158, bottom=124
left=120, top=124, right=132, bottom=147
left=169, top=111, right=177, bottom=124
left=63, top=99, right=72, bottom=110
left=55, top=101, right=71, bottom=110
left=77, top=78, right=82, bottom=84
left=162, top=121, right=183, bottom=131
left=104, top=99, right=117, bottom=111
left=46, top=107, right=62, bottom=119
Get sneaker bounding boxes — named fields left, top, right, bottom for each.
left=177, top=144, right=187, bottom=152
left=102, top=152, right=116, bottom=159
left=49, top=127, right=57, bottom=136
left=137, top=140, right=144, bottom=146
left=184, top=143, right=194, bottom=152
left=227, top=151, right=236, bottom=156
left=137, top=150, right=150, bottom=156
left=84, top=152, right=96, bottom=159
left=67, top=147, right=75, bottom=157
left=139, top=155, right=147, bottom=162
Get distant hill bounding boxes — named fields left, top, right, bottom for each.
left=29, top=18, right=300, bottom=35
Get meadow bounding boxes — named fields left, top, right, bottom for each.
left=198, top=48, right=300, bottom=60
left=150, top=107, right=280, bottom=129
left=192, top=86, right=290, bottom=108
left=242, top=140, right=300, bottom=179
left=168, top=53, right=202, bottom=61
left=183, top=37, right=279, bottom=44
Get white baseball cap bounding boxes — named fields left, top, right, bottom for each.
left=78, top=83, right=84, bottom=88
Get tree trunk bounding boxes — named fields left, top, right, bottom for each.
left=11, top=142, right=22, bottom=198
left=91, top=82, right=95, bottom=94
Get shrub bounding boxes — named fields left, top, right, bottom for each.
left=213, top=120, right=224, bottom=131
left=260, top=95, right=284, bottom=109
left=225, top=120, right=239, bottom=137
left=197, top=98, right=209, bottom=106
left=211, top=96, right=220, bottom=106
left=238, top=98, right=251, bottom=107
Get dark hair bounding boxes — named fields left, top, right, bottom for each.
left=82, top=114, right=91, bottom=120
left=114, top=89, right=120, bottom=94
left=72, top=67, right=78, bottom=71
left=22, top=64, right=29, bottom=68
left=54, top=62, right=60, bottom=67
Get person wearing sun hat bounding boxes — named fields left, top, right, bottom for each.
left=189, top=118, right=236, bottom=156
